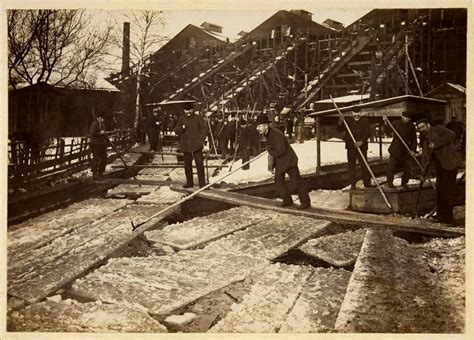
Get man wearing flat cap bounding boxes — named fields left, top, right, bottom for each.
left=416, top=118, right=462, bottom=223
left=174, top=102, right=209, bottom=188
left=255, top=113, right=311, bottom=209
left=386, top=111, right=417, bottom=189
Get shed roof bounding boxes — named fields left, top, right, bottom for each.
left=308, top=95, right=446, bottom=118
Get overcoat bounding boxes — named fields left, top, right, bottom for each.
left=174, top=113, right=208, bottom=153
left=266, top=127, right=298, bottom=174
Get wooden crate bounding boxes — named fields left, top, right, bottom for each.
left=350, top=183, right=465, bottom=214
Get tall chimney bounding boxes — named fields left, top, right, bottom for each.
left=122, top=22, right=130, bottom=76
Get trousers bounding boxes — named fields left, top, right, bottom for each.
left=386, top=155, right=412, bottom=185
left=274, top=166, right=310, bottom=206
left=183, top=148, right=206, bottom=187
left=347, top=147, right=370, bottom=186
left=90, top=144, right=107, bottom=176
left=434, top=156, right=458, bottom=222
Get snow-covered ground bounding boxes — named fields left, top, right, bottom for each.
left=210, top=138, right=390, bottom=185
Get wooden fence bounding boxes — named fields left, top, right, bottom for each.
left=8, top=129, right=135, bottom=191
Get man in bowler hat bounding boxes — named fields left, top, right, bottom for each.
left=255, top=113, right=311, bottom=209
left=174, top=102, right=208, bottom=188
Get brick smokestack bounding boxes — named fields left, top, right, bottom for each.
left=122, top=22, right=130, bottom=76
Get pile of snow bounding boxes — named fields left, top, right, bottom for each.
left=210, top=139, right=389, bottom=185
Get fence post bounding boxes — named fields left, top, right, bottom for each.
left=68, top=138, right=75, bottom=166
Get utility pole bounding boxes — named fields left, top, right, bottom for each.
left=405, top=30, right=409, bottom=95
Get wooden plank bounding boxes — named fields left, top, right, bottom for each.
left=334, top=229, right=465, bottom=332
left=112, top=164, right=225, bottom=169
left=92, top=178, right=180, bottom=186
left=8, top=300, right=168, bottom=332
left=171, top=187, right=464, bottom=237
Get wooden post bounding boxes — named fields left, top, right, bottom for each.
left=69, top=139, right=75, bottom=166
left=316, top=117, right=321, bottom=174
left=405, top=32, right=409, bottom=95
left=378, top=122, right=383, bottom=160
left=58, top=138, right=65, bottom=169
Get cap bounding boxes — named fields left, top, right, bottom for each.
left=254, top=113, right=271, bottom=125
left=401, top=111, right=412, bottom=119
left=183, top=102, right=194, bottom=110
left=416, top=118, right=429, bottom=125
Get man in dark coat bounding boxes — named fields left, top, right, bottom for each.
left=228, top=114, right=238, bottom=155
left=174, top=102, right=209, bottom=188
left=89, top=115, right=107, bottom=179
left=238, top=118, right=251, bottom=170
left=255, top=113, right=311, bottom=209
left=216, top=116, right=230, bottom=159
left=386, top=111, right=417, bottom=189
left=416, top=119, right=462, bottom=223
left=337, top=108, right=373, bottom=189
left=446, top=116, right=464, bottom=150
left=146, top=108, right=162, bottom=151
left=249, top=117, right=261, bottom=157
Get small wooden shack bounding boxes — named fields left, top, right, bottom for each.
left=8, top=82, right=120, bottom=140
left=426, top=82, right=466, bottom=124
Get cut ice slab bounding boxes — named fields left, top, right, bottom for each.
left=145, top=206, right=273, bottom=250
left=279, top=267, right=352, bottom=333
left=334, top=229, right=465, bottom=333
left=7, top=300, right=167, bottom=332
left=106, top=184, right=155, bottom=196
left=209, top=263, right=313, bottom=333
left=69, top=249, right=268, bottom=316
left=204, top=212, right=331, bottom=260
left=8, top=198, right=131, bottom=260
left=299, top=229, right=367, bottom=268
left=8, top=203, right=173, bottom=306
left=137, top=186, right=184, bottom=205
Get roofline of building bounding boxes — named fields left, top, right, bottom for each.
left=308, top=95, right=447, bottom=117
left=242, top=9, right=332, bottom=39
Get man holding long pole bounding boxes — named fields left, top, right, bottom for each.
left=331, top=97, right=394, bottom=214
left=255, top=113, right=311, bottom=210
left=336, top=106, right=374, bottom=190
left=385, top=111, right=417, bottom=189
left=416, top=118, right=462, bottom=224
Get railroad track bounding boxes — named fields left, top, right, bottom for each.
left=7, top=153, right=465, bottom=333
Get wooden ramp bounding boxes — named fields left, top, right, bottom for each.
left=171, top=186, right=464, bottom=237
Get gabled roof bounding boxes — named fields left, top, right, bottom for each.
left=154, top=24, right=225, bottom=53
left=426, top=82, right=466, bottom=96
left=243, top=9, right=334, bottom=39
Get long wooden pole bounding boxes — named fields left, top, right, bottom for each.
left=330, top=95, right=395, bottom=215
left=131, top=150, right=269, bottom=230
left=383, top=116, right=435, bottom=190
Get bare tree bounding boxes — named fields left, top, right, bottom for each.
left=8, top=9, right=112, bottom=90
left=109, top=10, right=167, bottom=129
